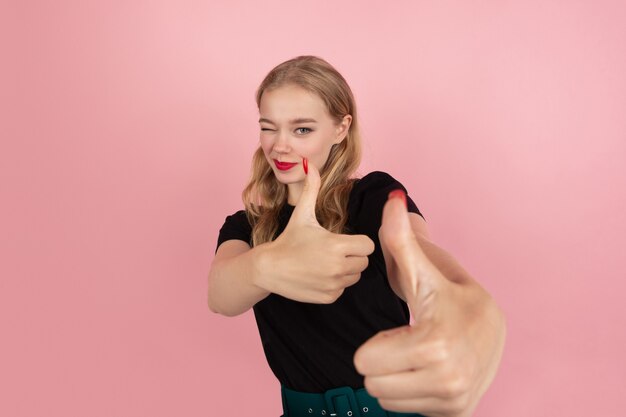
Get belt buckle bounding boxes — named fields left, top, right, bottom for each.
left=323, top=386, right=361, bottom=417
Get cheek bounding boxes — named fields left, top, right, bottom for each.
left=299, top=136, right=326, bottom=153
left=259, top=137, right=273, bottom=154
left=306, top=141, right=331, bottom=160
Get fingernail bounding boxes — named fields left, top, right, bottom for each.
left=302, top=157, right=308, bottom=175
left=388, top=189, right=407, bottom=208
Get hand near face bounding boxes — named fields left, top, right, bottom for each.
left=353, top=191, right=506, bottom=417
left=258, top=160, right=375, bottom=304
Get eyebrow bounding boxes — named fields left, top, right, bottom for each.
left=258, top=117, right=318, bottom=124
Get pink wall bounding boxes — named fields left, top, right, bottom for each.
left=2, top=1, right=625, bottom=416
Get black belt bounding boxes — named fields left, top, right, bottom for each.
left=281, top=385, right=426, bottom=417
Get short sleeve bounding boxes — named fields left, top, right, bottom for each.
left=215, top=210, right=253, bottom=254
left=348, top=171, right=425, bottom=242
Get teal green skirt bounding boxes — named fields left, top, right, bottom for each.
left=280, top=384, right=426, bottom=417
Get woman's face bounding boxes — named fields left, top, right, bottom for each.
left=258, top=84, right=351, bottom=202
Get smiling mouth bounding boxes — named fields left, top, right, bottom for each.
left=274, top=159, right=298, bottom=171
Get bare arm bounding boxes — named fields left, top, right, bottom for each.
left=208, top=164, right=374, bottom=316
left=385, top=212, right=479, bottom=302
left=208, top=239, right=272, bottom=317
left=355, top=193, right=506, bottom=417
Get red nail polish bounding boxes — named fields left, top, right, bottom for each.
left=302, top=157, right=308, bottom=175
left=388, top=189, right=407, bottom=208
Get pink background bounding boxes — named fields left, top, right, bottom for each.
left=2, top=1, right=625, bottom=416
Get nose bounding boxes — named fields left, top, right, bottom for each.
left=272, top=130, right=292, bottom=153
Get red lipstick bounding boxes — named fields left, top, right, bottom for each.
left=273, top=159, right=298, bottom=171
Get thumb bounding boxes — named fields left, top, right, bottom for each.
left=290, top=157, right=321, bottom=226
left=382, top=191, right=445, bottom=323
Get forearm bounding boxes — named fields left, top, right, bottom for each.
left=385, top=234, right=481, bottom=305
left=414, top=235, right=507, bottom=337
left=416, top=236, right=476, bottom=286
left=416, top=236, right=507, bottom=331
left=427, top=243, right=508, bottom=417
left=208, top=243, right=272, bottom=317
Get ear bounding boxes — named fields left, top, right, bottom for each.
left=334, top=114, right=352, bottom=144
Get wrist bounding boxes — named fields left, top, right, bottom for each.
left=250, top=241, right=275, bottom=293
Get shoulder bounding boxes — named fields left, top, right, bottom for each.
left=348, top=170, right=424, bottom=234
left=220, top=209, right=252, bottom=232
left=344, top=171, right=423, bottom=261
left=223, top=209, right=248, bottom=224
left=349, top=170, right=415, bottom=209
left=352, top=171, right=406, bottom=194
left=215, top=209, right=252, bottom=253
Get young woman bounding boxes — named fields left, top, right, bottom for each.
left=209, top=56, right=506, bottom=417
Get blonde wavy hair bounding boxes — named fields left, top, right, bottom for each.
left=242, top=55, right=363, bottom=247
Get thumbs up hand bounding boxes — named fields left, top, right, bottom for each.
left=256, top=158, right=375, bottom=304
left=353, top=191, right=506, bottom=417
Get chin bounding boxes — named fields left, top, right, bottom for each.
left=272, top=170, right=301, bottom=182
left=273, top=172, right=297, bottom=182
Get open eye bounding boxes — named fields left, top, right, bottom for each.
left=295, top=127, right=312, bottom=135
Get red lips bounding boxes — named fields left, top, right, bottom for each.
left=274, top=159, right=298, bottom=171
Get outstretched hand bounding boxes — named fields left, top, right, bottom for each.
left=353, top=191, right=506, bottom=417
left=257, top=159, right=375, bottom=304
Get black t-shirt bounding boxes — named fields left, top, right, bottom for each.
left=215, top=171, right=424, bottom=393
